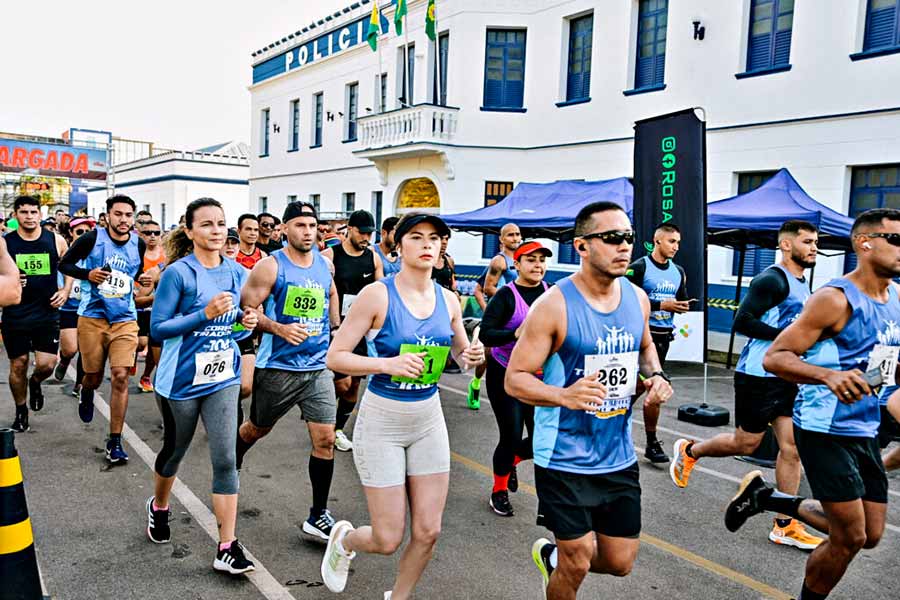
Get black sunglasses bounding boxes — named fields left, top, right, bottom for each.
left=580, top=229, right=635, bottom=245
left=260, top=222, right=274, bottom=229
left=144, top=230, right=161, bottom=236
left=863, top=232, right=900, bottom=247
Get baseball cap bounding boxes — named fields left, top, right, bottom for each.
left=347, top=210, right=376, bottom=233
left=393, top=213, right=451, bottom=243
left=69, top=217, right=96, bottom=229
left=226, top=227, right=240, bottom=242
left=514, top=240, right=553, bottom=261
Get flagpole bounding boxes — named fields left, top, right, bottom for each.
left=435, top=4, right=442, bottom=106
left=377, top=21, right=384, bottom=113
left=404, top=11, right=411, bottom=108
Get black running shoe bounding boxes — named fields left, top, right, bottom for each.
left=645, top=438, right=669, bottom=464
left=725, top=470, right=772, bottom=533
left=54, top=359, right=70, bottom=382
left=28, top=377, right=44, bottom=412
left=508, top=466, right=519, bottom=493
left=78, top=388, right=94, bottom=423
left=214, top=539, right=256, bottom=575
left=490, top=490, right=514, bottom=517
left=146, top=496, right=171, bottom=544
left=12, top=407, right=29, bottom=433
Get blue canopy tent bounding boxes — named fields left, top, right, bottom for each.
left=442, top=178, right=633, bottom=241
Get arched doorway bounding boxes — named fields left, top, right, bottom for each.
left=396, top=177, right=440, bottom=213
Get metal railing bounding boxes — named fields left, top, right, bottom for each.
left=357, top=104, right=459, bottom=149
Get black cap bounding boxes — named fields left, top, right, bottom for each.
left=226, top=227, right=239, bottom=241
left=348, top=210, right=376, bottom=233
left=393, top=213, right=451, bottom=243
left=283, top=201, right=318, bottom=224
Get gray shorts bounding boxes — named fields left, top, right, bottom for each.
left=250, top=368, right=337, bottom=428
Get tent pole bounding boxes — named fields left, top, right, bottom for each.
left=726, top=244, right=747, bottom=369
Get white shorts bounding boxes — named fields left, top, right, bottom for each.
left=352, top=388, right=450, bottom=488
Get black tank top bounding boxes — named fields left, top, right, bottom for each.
left=332, top=243, right=376, bottom=312
left=4, top=228, right=60, bottom=323
left=432, top=255, right=454, bottom=290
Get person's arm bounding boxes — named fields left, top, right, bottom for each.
left=675, top=264, right=690, bottom=302
left=0, top=237, right=22, bottom=307
left=329, top=279, right=340, bottom=330
left=447, top=256, right=458, bottom=293
left=478, top=287, right=517, bottom=346
left=474, top=282, right=487, bottom=311
left=888, top=388, right=900, bottom=423
left=58, top=229, right=97, bottom=280
left=483, top=255, right=507, bottom=297
left=373, top=251, right=385, bottom=281
left=321, top=248, right=334, bottom=262
left=733, top=268, right=790, bottom=340
left=445, top=286, right=485, bottom=367
left=633, top=285, right=674, bottom=404
left=49, top=234, right=70, bottom=308
left=150, top=266, right=211, bottom=340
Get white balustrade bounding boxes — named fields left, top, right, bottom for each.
left=357, top=104, right=458, bottom=150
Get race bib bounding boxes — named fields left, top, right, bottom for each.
left=98, top=270, right=132, bottom=299
left=283, top=286, right=325, bottom=319
left=869, top=344, right=899, bottom=386
left=391, top=344, right=451, bottom=386
left=69, top=281, right=82, bottom=300
left=583, top=351, right=639, bottom=419
left=16, top=253, right=50, bottom=276
left=341, top=293, right=358, bottom=316
left=193, top=348, right=236, bottom=386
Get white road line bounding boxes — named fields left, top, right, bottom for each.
left=72, top=370, right=295, bottom=600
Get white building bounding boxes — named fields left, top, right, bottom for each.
left=248, top=0, right=900, bottom=343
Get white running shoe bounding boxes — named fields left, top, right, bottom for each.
left=384, top=593, right=392, bottom=599
left=321, top=520, right=355, bottom=593
left=334, top=430, right=353, bottom=452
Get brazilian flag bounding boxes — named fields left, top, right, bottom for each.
left=394, top=0, right=407, bottom=35
left=425, top=0, right=436, bottom=41
left=367, top=1, right=380, bottom=51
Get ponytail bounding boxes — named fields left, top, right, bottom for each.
left=164, top=227, right=193, bottom=263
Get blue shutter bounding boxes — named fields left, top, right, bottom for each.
left=864, top=2, right=899, bottom=51
left=635, top=1, right=668, bottom=89
left=773, top=29, right=792, bottom=65
left=566, top=15, right=593, bottom=101
left=747, top=35, right=772, bottom=71
left=558, top=241, right=580, bottom=265
left=482, top=234, right=500, bottom=260
left=483, top=29, right=526, bottom=108
left=746, top=0, right=793, bottom=71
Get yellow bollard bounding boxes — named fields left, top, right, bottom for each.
left=0, top=428, right=42, bottom=600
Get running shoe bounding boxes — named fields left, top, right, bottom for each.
left=106, top=437, right=129, bottom=464
left=129, top=363, right=137, bottom=376
left=466, top=379, right=480, bottom=410
left=725, top=470, right=771, bottom=533
left=71, top=383, right=81, bottom=398
left=146, top=496, right=171, bottom=544
left=54, top=359, right=70, bottom=382
left=384, top=593, right=392, bottom=600
left=302, top=508, right=336, bottom=541
left=645, top=438, right=669, bottom=464
left=139, top=376, right=154, bottom=393
left=334, top=430, right=353, bottom=452
left=531, top=538, right=556, bottom=599
left=508, top=465, right=519, bottom=493
left=769, top=519, right=823, bottom=550
left=78, top=388, right=94, bottom=423
left=28, top=377, right=44, bottom=412
left=214, top=539, right=256, bottom=575
left=321, top=520, right=355, bottom=593
left=490, top=491, right=514, bottom=517
left=669, top=438, right=697, bottom=488
left=12, top=408, right=29, bottom=433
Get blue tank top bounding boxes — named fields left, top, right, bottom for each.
left=79, top=228, right=141, bottom=323
left=256, top=250, right=333, bottom=372
left=535, top=277, right=644, bottom=475
left=367, top=278, right=454, bottom=402
left=796, top=279, right=900, bottom=437
left=879, top=385, right=897, bottom=407
left=736, top=264, right=810, bottom=377
left=374, top=245, right=401, bottom=277
left=641, top=256, right=682, bottom=330
left=153, top=255, right=246, bottom=401
left=60, top=266, right=84, bottom=312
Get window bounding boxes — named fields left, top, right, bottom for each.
left=289, top=99, right=300, bottom=151
left=483, top=30, right=527, bottom=110
left=260, top=108, right=270, bottom=156
left=161, top=204, right=167, bottom=230
left=482, top=182, right=514, bottom=259
left=259, top=196, right=268, bottom=213
left=845, top=164, right=900, bottom=271
left=377, top=72, right=388, bottom=113
left=346, top=83, right=359, bottom=142
left=309, top=194, right=321, bottom=212
left=566, top=14, right=593, bottom=102
left=863, top=0, right=900, bottom=52
left=342, top=192, right=356, bottom=213
left=746, top=0, right=793, bottom=72
left=432, top=33, right=449, bottom=105
left=400, top=44, right=415, bottom=106
left=312, top=93, right=323, bottom=147
left=287, top=195, right=297, bottom=204
left=372, top=191, right=383, bottom=241
left=558, top=240, right=581, bottom=265
left=731, top=172, right=778, bottom=277
left=634, top=0, right=668, bottom=89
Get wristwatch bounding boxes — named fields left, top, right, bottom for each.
left=650, top=370, right=671, bottom=383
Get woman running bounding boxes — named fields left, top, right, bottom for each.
left=478, top=241, right=552, bottom=517
left=145, top=198, right=258, bottom=575
left=321, top=213, right=485, bottom=600
left=55, top=217, right=95, bottom=396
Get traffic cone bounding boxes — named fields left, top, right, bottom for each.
left=0, top=428, right=42, bottom=599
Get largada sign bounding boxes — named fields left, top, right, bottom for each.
left=0, top=138, right=108, bottom=181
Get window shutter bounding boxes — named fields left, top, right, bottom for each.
left=865, top=3, right=898, bottom=51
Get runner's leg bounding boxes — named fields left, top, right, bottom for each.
left=391, top=472, right=449, bottom=600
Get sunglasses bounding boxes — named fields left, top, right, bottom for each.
left=260, top=222, right=274, bottom=229
left=144, top=231, right=161, bottom=236
left=580, top=229, right=635, bottom=245
left=863, top=232, right=900, bottom=247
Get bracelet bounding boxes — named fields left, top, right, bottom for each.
left=650, top=370, right=671, bottom=383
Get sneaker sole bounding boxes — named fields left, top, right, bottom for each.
left=334, top=444, right=353, bottom=452
left=146, top=527, right=170, bottom=544
left=489, top=498, right=514, bottom=517
left=768, top=531, right=820, bottom=551
left=106, top=452, right=129, bottom=464
left=213, top=559, right=256, bottom=575
left=725, top=470, right=764, bottom=532
left=669, top=439, right=688, bottom=488
left=321, top=521, right=353, bottom=593
left=301, top=520, right=330, bottom=541
left=531, top=538, right=551, bottom=600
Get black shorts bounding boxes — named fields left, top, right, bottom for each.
left=734, top=372, right=797, bottom=434
left=332, top=338, right=369, bottom=380
left=1, top=321, right=60, bottom=359
left=878, top=405, right=900, bottom=449
left=535, top=463, right=641, bottom=540
left=60, top=310, right=79, bottom=330
left=794, top=425, right=888, bottom=503
left=138, top=310, right=151, bottom=337
left=651, top=329, right=673, bottom=366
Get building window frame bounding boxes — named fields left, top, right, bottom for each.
left=482, top=181, right=514, bottom=259
left=260, top=108, right=270, bottom=157
left=845, top=164, right=900, bottom=271
left=626, top=0, right=669, bottom=95
left=342, top=192, right=356, bottom=213
left=311, top=92, right=324, bottom=148
left=431, top=32, right=450, bottom=106
left=737, top=0, right=794, bottom=78
left=731, top=171, right=779, bottom=277
left=481, top=29, right=527, bottom=112
left=399, top=43, right=416, bottom=107
left=289, top=99, right=300, bottom=151
left=345, top=82, right=359, bottom=142
left=562, top=13, right=593, bottom=105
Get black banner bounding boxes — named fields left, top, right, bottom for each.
left=633, top=108, right=707, bottom=363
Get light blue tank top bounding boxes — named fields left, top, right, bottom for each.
left=60, top=266, right=83, bottom=312
left=374, top=245, right=401, bottom=277
left=641, top=256, right=682, bottom=330
left=79, top=228, right=141, bottom=323
left=736, top=264, right=810, bottom=377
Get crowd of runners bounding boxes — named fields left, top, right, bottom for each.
left=2, top=192, right=899, bottom=600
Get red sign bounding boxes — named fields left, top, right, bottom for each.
left=0, top=138, right=108, bottom=180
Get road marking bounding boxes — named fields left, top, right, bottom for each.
left=72, top=370, right=295, bottom=600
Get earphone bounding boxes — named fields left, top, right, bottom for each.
left=863, top=241, right=872, bottom=250
left=577, top=243, right=586, bottom=252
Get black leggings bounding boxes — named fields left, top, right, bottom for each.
left=486, top=355, right=534, bottom=477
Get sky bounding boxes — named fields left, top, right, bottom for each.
left=0, top=0, right=348, bottom=150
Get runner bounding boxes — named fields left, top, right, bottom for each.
left=322, top=209, right=384, bottom=452
left=146, top=197, right=258, bottom=575
left=723, top=208, right=900, bottom=600
left=137, top=219, right=166, bottom=392
left=467, top=222, right=521, bottom=410
left=320, top=212, right=485, bottom=599
left=98, top=212, right=108, bottom=229
left=504, top=201, right=673, bottom=600
left=478, top=240, right=552, bottom=517
left=883, top=388, right=900, bottom=470
left=0, top=237, right=22, bottom=307
left=235, top=213, right=267, bottom=269
left=257, top=212, right=283, bottom=255
left=59, top=194, right=149, bottom=464
left=236, top=202, right=343, bottom=541
left=626, top=223, right=690, bottom=463
left=431, top=233, right=457, bottom=292
left=374, top=216, right=401, bottom=276
left=670, top=220, right=824, bottom=550
left=55, top=217, right=95, bottom=398
left=222, top=227, right=241, bottom=261
left=3, top=195, right=68, bottom=432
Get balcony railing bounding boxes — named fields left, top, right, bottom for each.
left=357, top=104, right=459, bottom=150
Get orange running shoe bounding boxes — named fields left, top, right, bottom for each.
left=669, top=438, right=698, bottom=488
left=769, top=519, right=824, bottom=550
left=139, top=376, right=154, bottom=393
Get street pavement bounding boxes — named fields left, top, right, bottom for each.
left=4, top=360, right=900, bottom=600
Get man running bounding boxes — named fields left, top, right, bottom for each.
left=322, top=209, right=384, bottom=451
left=257, top=212, right=282, bottom=255
left=235, top=213, right=266, bottom=269
left=626, top=223, right=690, bottom=463
left=236, top=202, right=342, bottom=541
left=374, top=216, right=401, bottom=276
left=505, top=202, right=672, bottom=600
left=723, top=208, right=900, bottom=600
left=59, top=195, right=149, bottom=464
left=3, top=195, right=68, bottom=432
left=670, top=220, right=823, bottom=550
left=136, top=219, right=166, bottom=392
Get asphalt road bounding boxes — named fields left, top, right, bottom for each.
left=5, top=360, right=900, bottom=600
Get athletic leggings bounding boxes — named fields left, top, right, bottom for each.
left=154, top=386, right=240, bottom=495
left=486, top=355, right=534, bottom=477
